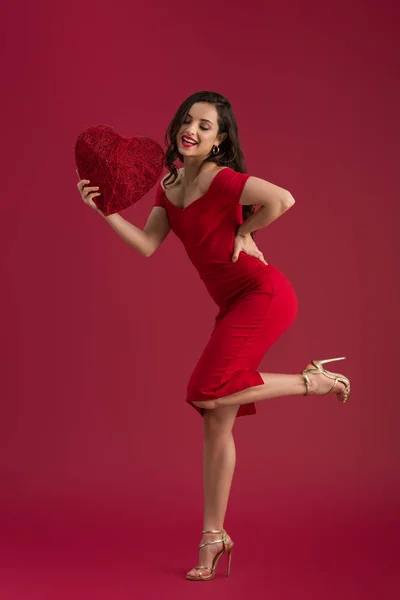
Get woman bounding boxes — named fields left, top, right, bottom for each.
left=77, top=91, right=350, bottom=581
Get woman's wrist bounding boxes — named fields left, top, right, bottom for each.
left=101, top=212, right=118, bottom=221
left=236, top=226, right=249, bottom=237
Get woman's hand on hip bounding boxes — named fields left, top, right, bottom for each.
left=232, top=233, right=268, bottom=265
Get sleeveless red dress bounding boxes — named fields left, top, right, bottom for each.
left=154, top=167, right=298, bottom=418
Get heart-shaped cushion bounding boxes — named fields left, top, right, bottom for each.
left=75, top=125, right=166, bottom=215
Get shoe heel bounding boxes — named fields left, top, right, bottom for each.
left=226, top=547, right=233, bottom=577
left=312, top=356, right=346, bottom=368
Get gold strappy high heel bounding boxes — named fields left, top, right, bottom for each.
left=301, top=356, right=351, bottom=403
left=185, top=529, right=234, bottom=581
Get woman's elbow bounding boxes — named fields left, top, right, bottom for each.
left=283, top=190, right=295, bottom=206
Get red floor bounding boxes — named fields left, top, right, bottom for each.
left=1, top=508, right=398, bottom=600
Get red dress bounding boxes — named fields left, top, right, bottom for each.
left=154, top=167, right=298, bottom=418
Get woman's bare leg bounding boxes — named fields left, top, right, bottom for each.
left=186, top=404, right=239, bottom=579
left=191, top=366, right=348, bottom=411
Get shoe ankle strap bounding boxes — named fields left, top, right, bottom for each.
left=202, top=529, right=224, bottom=534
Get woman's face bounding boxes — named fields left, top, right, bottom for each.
left=177, top=102, right=226, bottom=157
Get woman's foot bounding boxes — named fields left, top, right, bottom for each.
left=186, top=530, right=233, bottom=579
left=300, top=362, right=348, bottom=401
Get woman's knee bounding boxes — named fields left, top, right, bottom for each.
left=203, top=404, right=239, bottom=434
left=191, top=399, right=217, bottom=410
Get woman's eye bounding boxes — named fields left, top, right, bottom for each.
left=183, top=120, right=208, bottom=131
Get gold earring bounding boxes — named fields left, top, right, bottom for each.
left=212, top=145, right=219, bottom=155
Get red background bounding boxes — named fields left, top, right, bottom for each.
left=1, top=0, right=399, bottom=597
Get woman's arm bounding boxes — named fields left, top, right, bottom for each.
left=237, top=176, right=295, bottom=236
left=101, top=207, right=171, bottom=257
left=78, top=174, right=171, bottom=257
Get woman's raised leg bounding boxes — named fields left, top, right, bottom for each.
left=191, top=363, right=348, bottom=411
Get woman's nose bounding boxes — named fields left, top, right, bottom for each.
left=185, top=127, right=197, bottom=137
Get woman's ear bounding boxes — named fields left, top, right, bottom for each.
left=218, top=132, right=228, bottom=145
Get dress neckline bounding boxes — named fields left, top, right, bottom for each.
left=161, top=167, right=230, bottom=212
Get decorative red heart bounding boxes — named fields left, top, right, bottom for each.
left=75, top=125, right=166, bottom=215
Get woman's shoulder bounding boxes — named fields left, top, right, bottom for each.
left=200, top=166, right=232, bottom=186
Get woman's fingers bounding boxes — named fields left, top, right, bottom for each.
left=232, top=234, right=268, bottom=265
left=251, top=250, right=268, bottom=265
left=76, top=174, right=103, bottom=213
left=77, top=180, right=100, bottom=199
left=258, top=253, right=268, bottom=265
left=77, top=179, right=90, bottom=193
left=82, top=186, right=100, bottom=198
left=85, top=192, right=102, bottom=206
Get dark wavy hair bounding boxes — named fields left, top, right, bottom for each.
left=163, top=90, right=256, bottom=239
